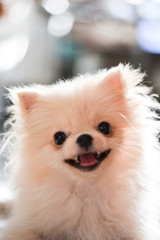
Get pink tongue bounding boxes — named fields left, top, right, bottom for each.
left=79, top=153, right=97, bottom=167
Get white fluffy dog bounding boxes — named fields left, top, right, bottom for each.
left=0, top=64, right=160, bottom=240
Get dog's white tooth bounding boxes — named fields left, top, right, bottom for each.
left=74, top=156, right=79, bottom=162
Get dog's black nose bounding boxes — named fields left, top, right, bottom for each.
left=76, top=134, right=93, bottom=150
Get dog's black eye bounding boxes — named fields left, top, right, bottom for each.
left=97, top=122, right=112, bottom=135
left=54, top=132, right=66, bottom=145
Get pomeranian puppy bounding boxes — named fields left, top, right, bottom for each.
left=0, top=64, right=160, bottom=240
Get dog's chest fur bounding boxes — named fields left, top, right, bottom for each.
left=31, top=179, right=129, bottom=240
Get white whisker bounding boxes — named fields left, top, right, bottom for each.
left=119, top=112, right=141, bottom=133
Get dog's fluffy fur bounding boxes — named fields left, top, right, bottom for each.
left=1, top=64, right=160, bottom=240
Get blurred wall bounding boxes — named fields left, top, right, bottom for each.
left=0, top=0, right=160, bottom=130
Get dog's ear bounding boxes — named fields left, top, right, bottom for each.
left=102, top=69, right=123, bottom=92
left=101, top=64, right=145, bottom=93
left=17, top=92, right=38, bottom=113
left=107, top=70, right=122, bottom=91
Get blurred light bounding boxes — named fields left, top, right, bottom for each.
left=136, top=20, right=160, bottom=54
left=105, top=0, right=136, bottom=22
left=42, top=0, right=70, bottom=15
left=0, top=34, right=29, bottom=72
left=0, top=219, right=7, bottom=230
left=47, top=12, right=74, bottom=37
left=8, top=0, right=33, bottom=23
left=137, top=0, right=160, bottom=20
left=0, top=185, right=12, bottom=202
left=125, top=0, right=145, bottom=5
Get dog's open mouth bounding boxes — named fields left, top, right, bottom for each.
left=65, top=148, right=111, bottom=171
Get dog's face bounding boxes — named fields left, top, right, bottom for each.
left=13, top=68, right=135, bottom=181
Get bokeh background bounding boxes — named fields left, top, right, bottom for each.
left=0, top=0, right=160, bottom=130
left=0, top=0, right=160, bottom=229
